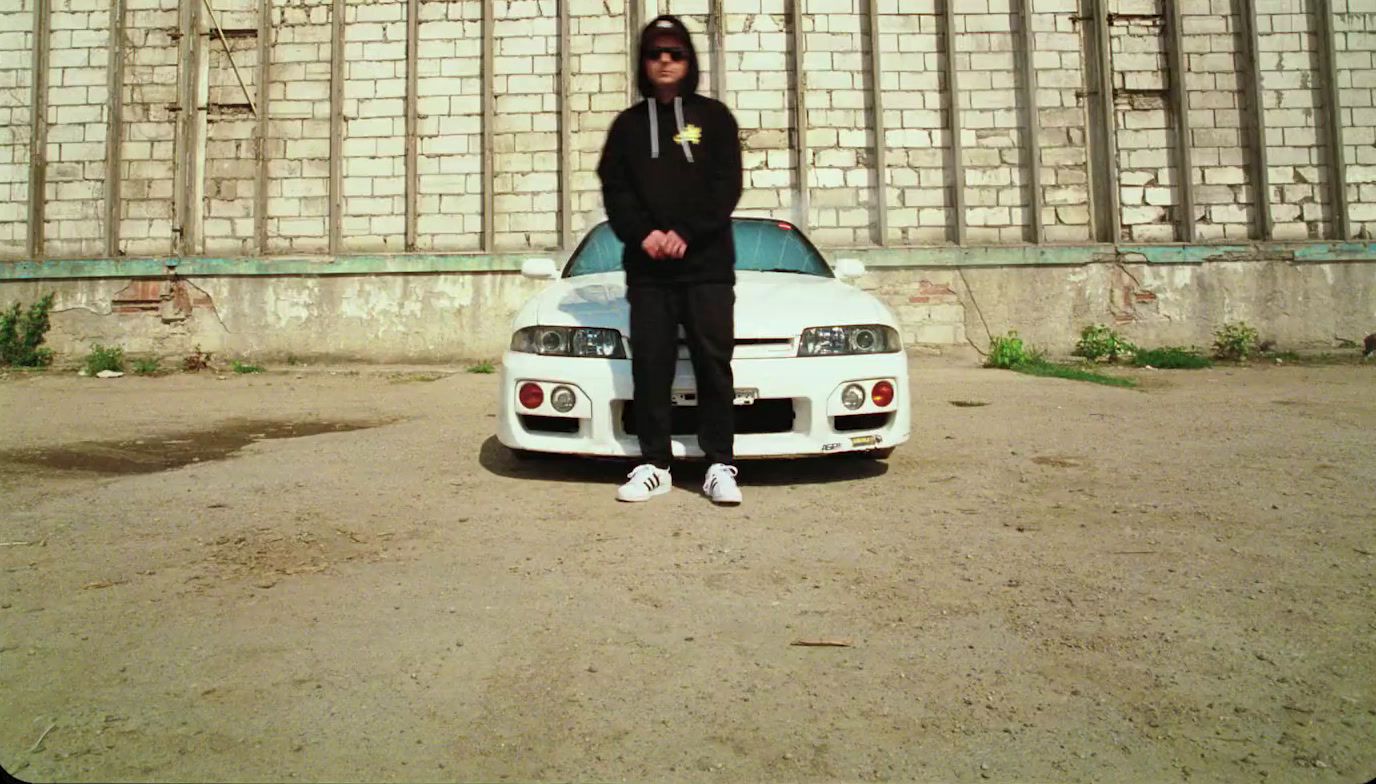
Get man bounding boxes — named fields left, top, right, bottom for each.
left=596, top=15, right=744, bottom=505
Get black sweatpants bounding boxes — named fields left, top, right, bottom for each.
left=627, top=283, right=735, bottom=468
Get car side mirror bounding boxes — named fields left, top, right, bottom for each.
left=521, top=257, right=559, bottom=280
left=834, top=258, right=866, bottom=281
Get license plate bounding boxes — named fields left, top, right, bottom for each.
left=670, top=388, right=758, bottom=406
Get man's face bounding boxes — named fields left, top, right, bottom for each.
left=644, top=33, right=688, bottom=92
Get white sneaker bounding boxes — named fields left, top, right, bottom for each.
left=616, top=464, right=672, bottom=502
left=703, top=463, right=742, bottom=506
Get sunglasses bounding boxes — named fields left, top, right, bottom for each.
left=645, top=46, right=687, bottom=62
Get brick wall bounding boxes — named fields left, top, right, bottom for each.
left=45, top=0, right=110, bottom=258
left=117, top=0, right=178, bottom=257
left=340, top=0, right=407, bottom=252
left=878, top=3, right=948, bottom=244
left=804, top=0, right=876, bottom=246
left=266, top=0, right=332, bottom=254
left=1336, top=0, right=1375, bottom=238
left=1, top=0, right=1373, bottom=259
left=957, top=0, right=1035, bottom=244
left=1182, top=0, right=1255, bottom=241
left=203, top=0, right=260, bottom=256
left=0, top=3, right=33, bottom=256
left=1037, top=0, right=1092, bottom=242
left=1257, top=0, right=1334, bottom=240
left=415, top=0, right=482, bottom=251
left=567, top=0, right=628, bottom=237
left=725, top=2, right=800, bottom=224
left=491, top=0, right=559, bottom=250
left=1112, top=1, right=1178, bottom=243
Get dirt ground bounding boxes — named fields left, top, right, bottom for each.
left=1, top=355, right=1373, bottom=783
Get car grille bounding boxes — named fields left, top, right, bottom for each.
left=834, top=413, right=893, bottom=432
left=519, top=415, right=580, bottom=434
left=621, top=399, right=796, bottom=436
left=671, top=338, right=791, bottom=348
left=671, top=337, right=795, bottom=360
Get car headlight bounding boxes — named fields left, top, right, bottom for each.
left=798, top=325, right=901, bottom=356
left=511, top=326, right=626, bottom=358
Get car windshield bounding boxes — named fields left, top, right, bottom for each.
left=563, top=219, right=834, bottom=278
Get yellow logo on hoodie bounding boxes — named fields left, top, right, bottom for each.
left=674, top=124, right=702, bottom=146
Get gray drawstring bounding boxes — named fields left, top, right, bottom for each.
left=647, top=96, right=694, bottom=163
left=674, top=96, right=694, bottom=163
left=647, top=100, right=659, bottom=159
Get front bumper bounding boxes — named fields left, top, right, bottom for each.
left=495, top=351, right=911, bottom=459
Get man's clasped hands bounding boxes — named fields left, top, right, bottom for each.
left=641, top=230, right=688, bottom=260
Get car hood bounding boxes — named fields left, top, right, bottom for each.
left=514, top=270, right=895, bottom=337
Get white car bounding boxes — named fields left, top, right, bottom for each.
left=496, top=218, right=910, bottom=460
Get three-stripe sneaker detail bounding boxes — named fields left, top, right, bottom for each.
left=616, top=464, right=673, bottom=502
left=703, top=463, right=742, bottom=506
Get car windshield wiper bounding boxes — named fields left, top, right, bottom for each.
left=753, top=267, right=816, bottom=275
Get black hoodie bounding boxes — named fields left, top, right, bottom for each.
left=596, top=15, right=743, bottom=286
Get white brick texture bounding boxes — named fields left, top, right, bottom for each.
left=801, top=0, right=875, bottom=247
left=878, top=2, right=948, bottom=244
left=116, top=0, right=178, bottom=256
left=1256, top=0, right=1334, bottom=240
left=1034, top=0, right=1093, bottom=243
left=45, top=0, right=110, bottom=257
left=416, top=0, right=483, bottom=251
left=0, top=0, right=1373, bottom=259
left=1334, top=0, right=1376, bottom=238
left=954, top=0, right=1034, bottom=245
left=264, top=0, right=333, bottom=254
left=568, top=0, right=628, bottom=238
left=0, top=3, right=33, bottom=255
left=1182, top=0, right=1256, bottom=241
left=1111, top=2, right=1177, bottom=243
left=203, top=0, right=262, bottom=255
left=491, top=0, right=559, bottom=250
left=724, top=2, right=799, bottom=224
left=340, top=0, right=408, bottom=252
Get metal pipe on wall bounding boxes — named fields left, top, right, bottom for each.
left=558, top=0, right=572, bottom=250
left=942, top=0, right=965, bottom=245
left=789, top=0, right=809, bottom=231
left=1090, top=0, right=1120, bottom=243
left=1314, top=0, right=1349, bottom=239
left=627, top=0, right=642, bottom=103
left=1165, top=0, right=1196, bottom=242
left=481, top=0, right=495, bottom=252
left=254, top=0, right=270, bottom=253
left=175, top=0, right=204, bottom=256
left=866, top=0, right=887, bottom=246
left=405, top=0, right=419, bottom=251
left=105, top=0, right=125, bottom=257
left=1017, top=0, right=1043, bottom=244
left=27, top=0, right=49, bottom=259
left=709, top=0, right=726, bottom=100
left=1237, top=0, right=1272, bottom=241
left=328, top=0, right=344, bottom=254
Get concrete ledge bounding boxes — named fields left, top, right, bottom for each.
left=828, top=241, right=1376, bottom=267
left=0, top=253, right=540, bottom=281
left=5, top=241, right=1376, bottom=281
left=2, top=242, right=1373, bottom=363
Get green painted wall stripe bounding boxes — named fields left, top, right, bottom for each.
left=0, top=253, right=539, bottom=280
left=4, top=241, right=1376, bottom=281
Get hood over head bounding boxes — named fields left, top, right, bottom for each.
left=636, top=15, right=700, bottom=99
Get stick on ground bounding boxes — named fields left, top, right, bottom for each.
left=28, top=723, right=55, bottom=753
